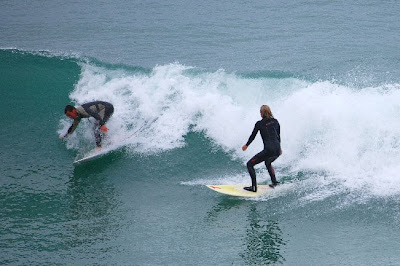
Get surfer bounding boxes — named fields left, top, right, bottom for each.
left=60, top=101, right=114, bottom=148
left=242, top=105, right=282, bottom=192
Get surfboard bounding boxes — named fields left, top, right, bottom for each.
left=206, top=184, right=272, bottom=197
left=72, top=118, right=160, bottom=166
left=73, top=146, right=116, bottom=166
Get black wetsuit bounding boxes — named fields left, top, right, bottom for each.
left=245, top=117, right=281, bottom=188
left=66, top=101, right=114, bottom=147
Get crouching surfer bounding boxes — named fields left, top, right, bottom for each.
left=60, top=101, right=114, bottom=149
left=242, top=105, right=282, bottom=192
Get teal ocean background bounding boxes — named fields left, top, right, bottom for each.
left=2, top=1, right=400, bottom=265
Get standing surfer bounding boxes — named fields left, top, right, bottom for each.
left=60, top=101, right=114, bottom=149
left=242, top=105, right=282, bottom=192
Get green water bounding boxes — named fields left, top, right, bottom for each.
left=0, top=23, right=400, bottom=265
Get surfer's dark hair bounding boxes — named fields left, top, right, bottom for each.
left=64, top=105, right=75, bottom=114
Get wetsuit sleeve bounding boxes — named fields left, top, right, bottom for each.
left=66, top=119, right=81, bottom=136
left=245, top=122, right=259, bottom=146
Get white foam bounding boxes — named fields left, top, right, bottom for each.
left=278, top=82, right=400, bottom=197
left=58, top=62, right=400, bottom=198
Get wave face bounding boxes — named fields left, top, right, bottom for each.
left=55, top=55, right=400, bottom=199
left=2, top=45, right=400, bottom=265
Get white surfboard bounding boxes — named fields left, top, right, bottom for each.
left=206, top=184, right=272, bottom=197
left=72, top=118, right=158, bottom=166
left=73, top=145, right=116, bottom=166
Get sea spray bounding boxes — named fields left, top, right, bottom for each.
left=278, top=81, right=400, bottom=197
left=59, top=61, right=400, bottom=197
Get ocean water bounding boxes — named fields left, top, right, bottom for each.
left=2, top=1, right=400, bottom=265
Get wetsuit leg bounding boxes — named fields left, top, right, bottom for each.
left=265, top=156, right=278, bottom=184
left=246, top=151, right=268, bottom=188
left=93, top=121, right=102, bottom=147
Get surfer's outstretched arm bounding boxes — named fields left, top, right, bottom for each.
left=61, top=106, right=81, bottom=140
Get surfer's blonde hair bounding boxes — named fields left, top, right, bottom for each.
left=260, top=105, right=274, bottom=119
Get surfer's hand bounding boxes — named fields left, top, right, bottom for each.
left=242, top=145, right=248, bottom=151
left=100, top=125, right=108, bottom=133
left=59, top=135, right=66, bottom=141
